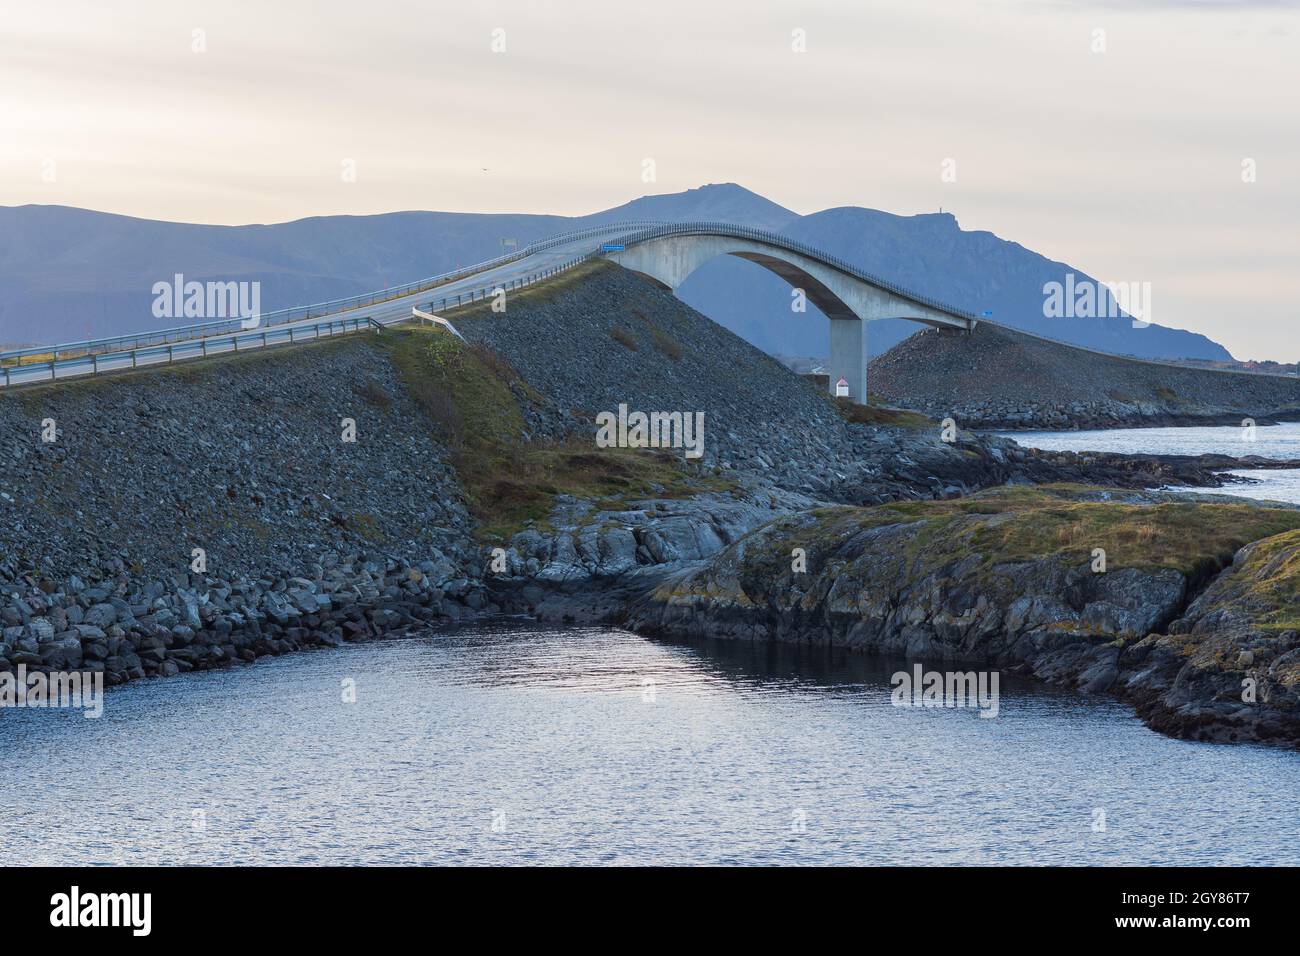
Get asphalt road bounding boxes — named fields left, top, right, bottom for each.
left=0, top=226, right=629, bottom=388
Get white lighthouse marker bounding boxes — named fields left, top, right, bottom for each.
left=835, top=376, right=849, bottom=398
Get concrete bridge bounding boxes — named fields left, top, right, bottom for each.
left=2, top=220, right=978, bottom=402
left=596, top=222, right=978, bottom=403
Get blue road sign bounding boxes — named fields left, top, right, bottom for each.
left=601, top=243, right=625, bottom=252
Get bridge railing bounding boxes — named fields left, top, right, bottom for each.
left=1, top=215, right=1071, bottom=379
left=0, top=243, right=606, bottom=390
left=0, top=314, right=384, bottom=389
left=0, top=221, right=661, bottom=368
left=601, top=220, right=982, bottom=323
left=419, top=251, right=599, bottom=313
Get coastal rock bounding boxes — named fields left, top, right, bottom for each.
left=623, top=487, right=1300, bottom=746
left=39, top=636, right=84, bottom=669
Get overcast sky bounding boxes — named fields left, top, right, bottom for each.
left=2, top=0, right=1296, bottom=358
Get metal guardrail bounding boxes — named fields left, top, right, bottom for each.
left=0, top=217, right=994, bottom=391
left=2, top=216, right=965, bottom=367
left=1, top=314, right=386, bottom=388
left=0, top=245, right=601, bottom=389
left=421, top=253, right=596, bottom=314
left=0, top=221, right=659, bottom=367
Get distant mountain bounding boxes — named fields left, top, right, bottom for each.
left=0, top=184, right=1232, bottom=362
left=587, top=182, right=799, bottom=232
left=0, top=205, right=573, bottom=346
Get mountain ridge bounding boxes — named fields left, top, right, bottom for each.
left=0, top=184, right=1233, bottom=362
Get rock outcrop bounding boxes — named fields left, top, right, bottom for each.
left=1122, top=528, right=1300, bottom=742
left=624, top=487, right=1300, bottom=746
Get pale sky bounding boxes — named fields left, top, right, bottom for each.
left=2, top=0, right=1296, bottom=358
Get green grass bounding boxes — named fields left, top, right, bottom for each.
left=734, top=484, right=1300, bottom=588
left=832, top=395, right=932, bottom=428
left=377, top=326, right=732, bottom=541
left=354, top=379, right=393, bottom=409
left=1204, top=527, right=1300, bottom=633
left=875, top=485, right=1300, bottom=579
left=967, top=501, right=1297, bottom=582
left=384, top=325, right=523, bottom=451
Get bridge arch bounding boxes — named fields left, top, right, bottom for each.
left=599, top=223, right=976, bottom=404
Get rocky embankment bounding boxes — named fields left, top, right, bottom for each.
left=624, top=486, right=1300, bottom=745
left=2, top=552, right=491, bottom=684
left=869, top=322, right=1300, bottom=429
left=452, top=263, right=1264, bottom=502
left=0, top=337, right=494, bottom=684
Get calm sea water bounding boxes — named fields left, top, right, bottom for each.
left=3, top=623, right=1297, bottom=866
left=1002, top=422, right=1300, bottom=504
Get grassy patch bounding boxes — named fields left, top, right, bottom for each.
left=851, top=485, right=1300, bottom=580
left=833, top=396, right=932, bottom=428
left=377, top=326, right=730, bottom=541
left=629, top=309, right=685, bottom=361
left=1207, top=528, right=1300, bottom=633
left=650, top=328, right=683, bottom=361
left=965, top=500, right=1299, bottom=583
left=382, top=326, right=523, bottom=451
left=611, top=327, right=639, bottom=352
left=337, top=511, right=382, bottom=541
left=741, top=484, right=1300, bottom=586
left=354, top=379, right=392, bottom=409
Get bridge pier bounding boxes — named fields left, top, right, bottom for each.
left=828, top=317, right=867, bottom=404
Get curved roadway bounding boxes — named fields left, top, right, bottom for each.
left=12, top=219, right=1277, bottom=391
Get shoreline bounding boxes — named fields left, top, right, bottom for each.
left=0, top=552, right=495, bottom=690
left=614, top=487, right=1300, bottom=749
left=5, top=474, right=1300, bottom=752
left=5, top=443, right=1300, bottom=745
left=977, top=411, right=1300, bottom=432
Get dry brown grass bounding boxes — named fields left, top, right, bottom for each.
left=354, top=379, right=392, bottom=409
left=611, top=327, right=639, bottom=352
left=834, top=396, right=932, bottom=428
left=651, top=328, right=683, bottom=361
